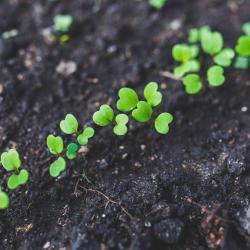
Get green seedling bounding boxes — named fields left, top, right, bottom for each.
left=243, top=22, right=250, bottom=37
left=66, top=143, right=79, bottom=160
left=59, top=34, right=70, bottom=44
left=116, top=88, right=139, bottom=112
left=182, top=74, right=202, bottom=94
left=148, top=0, right=167, bottom=9
left=234, top=56, right=249, bottom=69
left=113, top=114, right=129, bottom=136
left=174, top=60, right=201, bottom=77
left=0, top=189, right=9, bottom=209
left=47, top=135, right=64, bottom=155
left=93, top=104, right=114, bottom=126
left=7, top=169, right=29, bottom=190
left=53, top=14, right=73, bottom=32
left=77, top=127, right=95, bottom=145
left=214, top=48, right=235, bottom=67
left=144, top=82, right=162, bottom=107
left=60, top=114, right=78, bottom=134
left=235, top=36, right=250, bottom=57
left=172, top=44, right=193, bottom=62
left=132, top=101, right=153, bottom=122
left=207, top=65, right=225, bottom=87
left=188, top=28, right=199, bottom=43
left=201, top=30, right=224, bottom=55
left=155, top=113, right=173, bottom=134
left=2, top=29, right=18, bottom=39
left=49, top=157, right=66, bottom=177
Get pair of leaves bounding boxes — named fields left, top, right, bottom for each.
left=60, top=114, right=78, bottom=134
left=53, top=15, right=73, bottom=33
left=47, top=135, right=63, bottom=155
left=77, top=127, right=95, bottom=145
left=207, top=65, right=225, bottom=87
left=201, top=30, right=224, bottom=55
left=50, top=157, right=66, bottom=177
left=214, top=48, right=235, bottom=67
left=235, top=36, right=250, bottom=57
left=155, top=113, right=173, bottom=134
left=66, top=143, right=78, bottom=160
left=7, top=169, right=29, bottom=190
left=113, top=114, right=129, bottom=136
left=172, top=44, right=198, bottom=63
left=182, top=74, right=202, bottom=94
left=1, top=149, right=21, bottom=171
left=93, top=105, right=114, bottom=126
left=0, top=190, right=9, bottom=209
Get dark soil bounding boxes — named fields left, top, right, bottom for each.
left=0, top=0, right=250, bottom=249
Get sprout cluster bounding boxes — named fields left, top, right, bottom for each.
left=0, top=149, right=29, bottom=209
left=47, top=82, right=173, bottom=178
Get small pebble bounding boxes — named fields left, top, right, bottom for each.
left=99, top=159, right=109, bottom=170
left=241, top=106, right=248, bottom=112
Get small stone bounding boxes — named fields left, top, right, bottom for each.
left=99, top=159, right=109, bottom=170
left=121, top=153, right=128, bottom=159
left=241, top=106, right=248, bottom=112
left=0, top=84, right=3, bottom=95
left=153, top=219, right=184, bottom=244
left=140, top=144, right=146, bottom=151
left=144, top=221, right=151, bottom=228
left=43, top=241, right=50, bottom=249
left=56, top=61, right=77, bottom=76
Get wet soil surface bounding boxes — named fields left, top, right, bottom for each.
left=0, top=0, right=250, bottom=249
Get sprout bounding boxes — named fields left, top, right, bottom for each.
left=49, top=157, right=66, bottom=177
left=53, top=14, right=73, bottom=33
left=172, top=44, right=193, bottom=62
left=214, top=48, right=235, bottom=67
left=66, top=143, right=79, bottom=160
left=148, top=0, right=167, bottom=9
left=144, top=82, right=162, bottom=107
left=132, top=101, right=153, bottom=122
left=113, top=114, right=129, bottom=136
left=93, top=104, right=114, bottom=126
left=2, top=29, right=18, bottom=39
left=234, top=56, right=249, bottom=69
left=174, top=60, right=201, bottom=77
left=77, top=127, right=95, bottom=145
left=0, top=189, right=9, bottom=209
left=182, top=74, right=202, bottom=94
left=47, top=135, right=64, bottom=155
left=207, top=65, right=225, bottom=87
left=7, top=169, right=29, bottom=190
left=235, top=36, right=250, bottom=57
left=201, top=30, right=224, bottom=55
left=188, top=28, right=199, bottom=43
left=116, top=88, right=139, bottom=112
left=1, top=149, right=21, bottom=171
left=60, top=114, right=78, bottom=134
left=155, top=113, right=173, bottom=134
left=242, top=22, right=250, bottom=37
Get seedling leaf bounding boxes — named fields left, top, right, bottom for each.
left=1, top=149, right=21, bottom=171
left=235, top=36, right=250, bottom=57
left=188, top=28, right=199, bottom=43
left=17, top=169, right=29, bottom=185
left=77, top=127, right=95, bottom=145
left=113, top=114, right=129, bottom=136
left=47, top=135, right=64, bottom=155
left=53, top=14, right=73, bottom=33
left=132, top=101, right=153, bottom=122
left=155, top=113, right=173, bottom=134
left=144, top=82, right=162, bottom=107
left=0, top=190, right=9, bottom=209
left=207, top=65, right=225, bottom=87
left=182, top=74, right=202, bottom=94
left=49, top=157, right=66, bottom=177
left=201, top=31, right=224, bottom=55
left=214, top=48, right=235, bottom=67
left=243, top=22, right=250, bottom=37
left=7, top=169, right=29, bottom=189
left=234, top=56, right=249, bottom=69
left=148, top=0, right=167, bottom=9
left=172, top=44, right=193, bottom=62
left=116, top=88, right=139, bottom=112
left=60, top=114, right=78, bottom=134
left=93, top=104, right=114, bottom=126
left=66, top=143, right=78, bottom=160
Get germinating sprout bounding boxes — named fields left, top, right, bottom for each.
left=234, top=56, right=249, bottom=69
left=93, top=104, right=114, bottom=126
left=144, top=82, right=163, bottom=107
left=201, top=30, right=224, bottom=55
left=182, top=74, right=202, bottom=94
left=49, top=157, right=66, bottom=177
left=113, top=114, right=129, bottom=136
left=242, top=22, right=250, bottom=37
left=53, top=14, right=73, bottom=33
left=116, top=88, right=139, bottom=112
left=207, top=65, right=225, bottom=87
left=60, top=114, right=78, bottom=134
left=214, top=48, right=235, bottom=67
left=132, top=101, right=153, bottom=123
left=0, top=189, right=9, bottom=209
left=155, top=113, right=173, bottom=134
left=148, top=0, right=167, bottom=9
left=77, top=127, right=95, bottom=145
left=235, top=36, right=250, bottom=57
left=66, top=143, right=79, bottom=160
left=47, top=135, right=64, bottom=155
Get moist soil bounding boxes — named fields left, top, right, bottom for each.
left=0, top=0, right=250, bottom=249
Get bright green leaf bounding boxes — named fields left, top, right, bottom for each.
left=93, top=104, right=114, bottom=126
left=17, top=169, right=29, bottom=185
left=1, top=149, right=21, bottom=171
left=243, top=22, right=250, bottom=37
left=49, top=157, right=66, bottom=178
left=174, top=60, right=200, bottom=77
left=234, top=56, right=249, bottom=69
left=66, top=143, right=78, bottom=160
left=182, top=74, right=202, bottom=94
left=172, top=44, right=193, bottom=62
left=214, top=48, right=235, bottom=67
left=47, top=135, right=64, bottom=155
left=0, top=190, right=9, bottom=209
left=53, top=14, right=73, bottom=32
left=188, top=28, right=199, bottom=43
left=116, top=88, right=139, bottom=112
left=132, top=101, right=153, bottom=123
left=207, top=65, right=225, bottom=87
left=113, top=114, right=129, bottom=136
left=148, top=0, right=167, bottom=9
left=60, top=114, right=78, bottom=134
left=77, top=127, right=95, bottom=145
left=7, top=174, right=19, bottom=189
left=201, top=31, right=224, bottom=55
left=235, top=36, right=250, bottom=57
left=144, top=82, right=162, bottom=107
left=155, top=112, right=173, bottom=134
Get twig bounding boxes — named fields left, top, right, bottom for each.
left=79, top=185, right=134, bottom=220
left=159, top=70, right=182, bottom=81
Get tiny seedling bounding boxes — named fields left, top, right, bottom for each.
left=116, top=88, right=139, bottom=112
left=155, top=113, right=173, bottom=134
left=214, top=48, right=235, bottom=67
left=144, top=82, right=162, bottom=107
left=93, top=104, right=114, bottom=126
left=174, top=60, right=201, bottom=77
left=0, top=189, right=9, bottom=209
left=49, top=157, right=66, bottom=177
left=47, top=135, right=64, bottom=155
left=60, top=114, right=78, bottom=134
left=132, top=101, right=153, bottom=122
left=207, top=65, right=225, bottom=87
left=235, top=36, right=250, bottom=57
left=66, top=143, right=79, bottom=160
left=234, top=56, right=249, bottom=69
left=172, top=44, right=193, bottom=62
left=242, top=22, right=250, bottom=37
left=53, top=14, right=73, bottom=33
left=2, top=29, right=18, bottom=39
left=188, top=28, right=199, bottom=43
left=77, top=127, right=95, bottom=145
left=0, top=149, right=29, bottom=190
left=148, top=0, right=167, bottom=9
left=182, top=74, right=202, bottom=94
left=113, top=114, right=129, bottom=136
left=201, top=30, right=224, bottom=55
